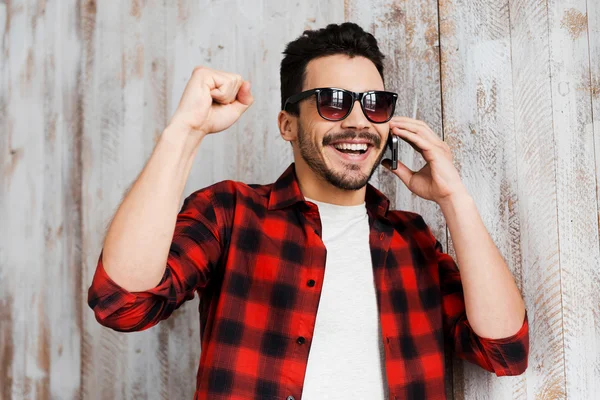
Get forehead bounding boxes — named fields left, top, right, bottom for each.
left=303, top=54, right=384, bottom=92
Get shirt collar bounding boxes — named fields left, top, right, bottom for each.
left=268, top=162, right=391, bottom=218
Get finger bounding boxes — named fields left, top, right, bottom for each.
left=390, top=119, right=441, bottom=143
left=389, top=119, right=428, bottom=134
left=211, top=72, right=240, bottom=103
left=392, top=127, right=435, bottom=152
left=224, top=74, right=244, bottom=104
left=389, top=116, right=426, bottom=127
left=210, top=87, right=230, bottom=103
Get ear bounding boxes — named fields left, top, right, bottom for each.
left=278, top=110, right=298, bottom=143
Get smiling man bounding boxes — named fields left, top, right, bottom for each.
left=88, top=22, right=529, bottom=400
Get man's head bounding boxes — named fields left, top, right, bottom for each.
left=278, top=22, right=394, bottom=191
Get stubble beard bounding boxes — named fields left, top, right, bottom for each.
left=296, top=121, right=385, bottom=191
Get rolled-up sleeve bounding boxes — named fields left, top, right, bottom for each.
left=433, top=238, right=530, bottom=376
left=87, top=188, right=224, bottom=332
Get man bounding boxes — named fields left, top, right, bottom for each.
left=88, top=22, right=529, bottom=400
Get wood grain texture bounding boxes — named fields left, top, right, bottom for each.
left=0, top=0, right=82, bottom=399
left=437, top=0, right=529, bottom=398
left=547, top=1, right=600, bottom=398
left=588, top=1, right=600, bottom=393
left=81, top=1, right=132, bottom=399
left=508, top=0, right=566, bottom=398
left=2, top=0, right=600, bottom=399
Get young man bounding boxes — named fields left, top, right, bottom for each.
left=88, top=23, right=529, bottom=400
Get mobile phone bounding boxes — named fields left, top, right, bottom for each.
left=383, top=131, right=399, bottom=170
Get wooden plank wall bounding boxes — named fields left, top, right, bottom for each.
left=1, top=0, right=598, bottom=399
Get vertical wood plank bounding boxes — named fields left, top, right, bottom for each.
left=81, top=0, right=175, bottom=399
left=81, top=1, right=130, bottom=399
left=508, top=0, right=566, bottom=397
left=43, top=0, right=83, bottom=398
left=437, top=0, right=528, bottom=398
left=547, top=0, right=600, bottom=397
left=587, top=2, right=600, bottom=392
left=0, top=0, right=82, bottom=399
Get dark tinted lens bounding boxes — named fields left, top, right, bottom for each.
left=363, top=92, right=394, bottom=122
left=318, top=89, right=352, bottom=120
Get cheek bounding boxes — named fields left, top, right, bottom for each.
left=376, top=125, right=390, bottom=148
left=301, top=119, right=338, bottom=148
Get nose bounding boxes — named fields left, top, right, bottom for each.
left=340, top=99, right=370, bottom=130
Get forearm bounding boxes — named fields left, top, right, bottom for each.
left=102, top=123, right=204, bottom=292
left=438, top=191, right=526, bottom=339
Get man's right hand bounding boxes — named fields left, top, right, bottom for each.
left=167, top=66, right=254, bottom=137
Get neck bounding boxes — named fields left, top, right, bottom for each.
left=294, top=159, right=366, bottom=206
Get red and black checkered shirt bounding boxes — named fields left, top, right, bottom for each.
left=88, top=162, right=529, bottom=400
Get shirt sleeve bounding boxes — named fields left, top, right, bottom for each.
left=87, top=188, right=224, bottom=333
left=421, top=217, right=530, bottom=376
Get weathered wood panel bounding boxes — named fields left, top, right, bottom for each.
left=0, top=0, right=82, bottom=399
left=81, top=1, right=132, bottom=399
left=436, top=0, right=529, bottom=398
left=508, top=0, right=566, bottom=398
left=546, top=1, right=600, bottom=398
left=1, top=0, right=600, bottom=399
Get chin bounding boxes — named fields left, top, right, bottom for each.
left=323, top=160, right=375, bottom=191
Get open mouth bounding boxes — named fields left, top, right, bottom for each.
left=331, top=142, right=369, bottom=155
left=327, top=142, right=373, bottom=161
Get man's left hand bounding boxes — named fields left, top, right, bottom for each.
left=383, top=117, right=467, bottom=204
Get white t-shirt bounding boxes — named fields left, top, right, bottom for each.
left=300, top=196, right=390, bottom=400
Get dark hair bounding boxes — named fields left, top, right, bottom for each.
left=280, top=22, right=386, bottom=115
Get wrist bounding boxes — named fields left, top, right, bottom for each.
left=436, top=188, right=473, bottom=212
left=159, top=123, right=205, bottom=159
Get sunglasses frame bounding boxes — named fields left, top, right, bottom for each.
left=283, top=87, right=398, bottom=124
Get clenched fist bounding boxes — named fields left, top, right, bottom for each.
left=168, top=66, right=254, bottom=137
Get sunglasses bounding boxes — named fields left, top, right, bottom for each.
left=283, top=87, right=398, bottom=123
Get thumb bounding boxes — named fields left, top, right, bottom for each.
left=229, top=81, right=254, bottom=116
left=237, top=81, right=254, bottom=106
left=382, top=159, right=414, bottom=187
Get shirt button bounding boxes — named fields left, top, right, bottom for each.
left=287, top=396, right=295, bottom=400
left=307, top=279, right=315, bottom=287
left=296, top=336, right=306, bottom=345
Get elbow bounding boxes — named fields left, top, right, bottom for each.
left=88, top=293, right=167, bottom=333
left=491, top=326, right=530, bottom=377
left=496, top=358, right=529, bottom=376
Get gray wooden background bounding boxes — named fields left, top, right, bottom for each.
left=1, top=0, right=599, bottom=399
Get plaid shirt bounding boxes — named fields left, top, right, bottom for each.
left=88, top=162, right=529, bottom=400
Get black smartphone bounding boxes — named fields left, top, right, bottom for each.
left=383, top=131, right=399, bottom=170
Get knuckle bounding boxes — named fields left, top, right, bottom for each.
left=192, top=66, right=208, bottom=77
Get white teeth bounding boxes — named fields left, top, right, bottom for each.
left=333, top=143, right=368, bottom=151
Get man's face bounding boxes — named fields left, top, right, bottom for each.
left=294, top=54, right=390, bottom=191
